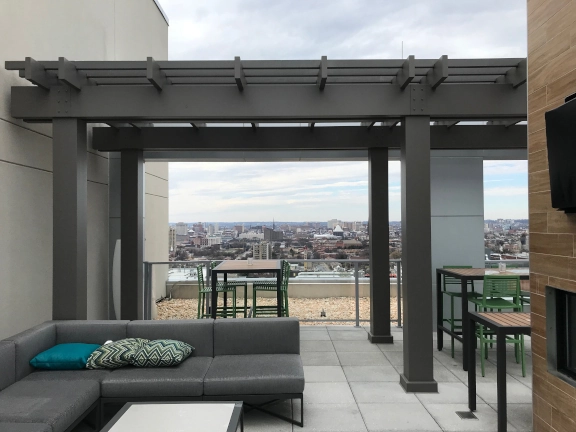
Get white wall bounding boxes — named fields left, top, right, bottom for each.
left=430, top=157, right=485, bottom=327
left=0, top=0, right=168, bottom=338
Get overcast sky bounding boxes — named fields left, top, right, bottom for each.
left=161, top=0, right=528, bottom=223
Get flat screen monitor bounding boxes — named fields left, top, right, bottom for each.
left=545, top=98, right=576, bottom=212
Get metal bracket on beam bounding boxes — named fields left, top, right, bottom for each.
left=433, top=120, right=459, bottom=128
left=147, top=57, right=167, bottom=90
left=235, top=56, right=247, bottom=91
left=24, top=57, right=56, bottom=90
left=486, top=119, right=522, bottom=128
left=317, top=56, right=327, bottom=90
left=426, top=55, right=448, bottom=89
left=395, top=55, right=415, bottom=90
left=497, top=58, right=526, bottom=88
left=191, top=122, right=206, bottom=129
left=382, top=120, right=400, bottom=129
left=58, top=57, right=87, bottom=90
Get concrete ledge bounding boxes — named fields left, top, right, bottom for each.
left=399, top=374, right=438, bottom=393
left=367, top=332, right=394, bottom=344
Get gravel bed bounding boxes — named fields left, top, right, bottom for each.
left=156, top=297, right=400, bottom=326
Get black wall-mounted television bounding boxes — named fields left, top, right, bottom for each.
left=545, top=97, right=576, bottom=213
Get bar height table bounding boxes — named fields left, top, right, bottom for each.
left=435, top=268, right=529, bottom=370
left=467, top=312, right=531, bottom=432
left=211, top=260, right=283, bottom=319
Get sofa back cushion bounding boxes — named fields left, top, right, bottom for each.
left=0, top=342, right=16, bottom=390
left=55, top=320, right=129, bottom=345
left=4, top=322, right=56, bottom=381
left=214, top=318, right=299, bottom=356
left=127, top=320, right=214, bottom=357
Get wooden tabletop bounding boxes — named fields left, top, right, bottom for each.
left=438, top=268, right=529, bottom=278
left=477, top=312, right=531, bottom=328
left=213, top=259, right=282, bottom=271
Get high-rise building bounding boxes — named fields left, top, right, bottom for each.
left=252, top=242, right=272, bottom=260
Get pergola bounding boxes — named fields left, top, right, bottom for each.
left=5, top=55, right=527, bottom=392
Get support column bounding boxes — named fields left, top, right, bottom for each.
left=368, top=147, right=393, bottom=343
left=399, top=116, right=438, bottom=392
left=120, top=150, right=144, bottom=320
left=52, top=119, right=88, bottom=320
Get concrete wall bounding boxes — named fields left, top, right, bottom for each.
left=0, top=0, right=168, bottom=338
left=430, top=157, right=486, bottom=326
left=528, top=1, right=576, bottom=430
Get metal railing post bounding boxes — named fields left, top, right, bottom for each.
left=354, top=262, right=360, bottom=327
left=397, top=261, right=402, bottom=328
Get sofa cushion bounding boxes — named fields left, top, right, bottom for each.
left=204, top=354, right=304, bottom=395
left=127, top=320, right=214, bottom=357
left=214, top=318, right=300, bottom=356
left=21, top=369, right=111, bottom=384
left=0, top=341, right=16, bottom=391
left=101, top=356, right=212, bottom=398
left=4, top=322, right=56, bottom=381
left=55, top=320, right=129, bottom=345
left=0, top=380, right=99, bottom=432
left=30, top=343, right=100, bottom=370
left=0, top=423, right=51, bottom=432
left=86, top=338, right=148, bottom=369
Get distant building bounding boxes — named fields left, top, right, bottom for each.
left=174, top=222, right=188, bottom=236
left=264, top=227, right=283, bottom=242
left=253, top=242, right=272, bottom=259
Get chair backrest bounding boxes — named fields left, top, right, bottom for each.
left=482, top=275, right=521, bottom=304
left=197, top=264, right=206, bottom=290
left=442, top=265, right=472, bottom=289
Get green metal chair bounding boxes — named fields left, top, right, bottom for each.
left=252, top=260, right=290, bottom=317
left=196, top=264, right=238, bottom=319
left=468, top=275, right=526, bottom=377
left=442, top=265, right=481, bottom=358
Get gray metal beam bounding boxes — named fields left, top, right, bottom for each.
left=368, top=147, right=393, bottom=343
left=52, top=119, right=88, bottom=320
left=10, top=83, right=526, bottom=121
left=92, top=125, right=527, bottom=152
left=120, top=150, right=144, bottom=320
left=400, top=116, right=438, bottom=393
left=147, top=57, right=166, bottom=90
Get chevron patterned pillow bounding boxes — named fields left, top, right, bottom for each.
left=86, top=338, right=149, bottom=369
left=131, top=339, right=194, bottom=367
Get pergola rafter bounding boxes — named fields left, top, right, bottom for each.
left=4, top=55, right=528, bottom=395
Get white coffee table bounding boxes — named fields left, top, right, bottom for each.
left=101, top=402, right=243, bottom=432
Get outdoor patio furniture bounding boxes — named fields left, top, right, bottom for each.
left=196, top=264, right=238, bottom=319
left=252, top=260, right=291, bottom=317
left=468, top=312, right=531, bottom=432
left=468, top=275, right=525, bottom=377
left=0, top=318, right=304, bottom=430
left=441, top=265, right=479, bottom=357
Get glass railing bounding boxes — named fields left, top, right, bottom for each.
left=143, top=259, right=403, bottom=327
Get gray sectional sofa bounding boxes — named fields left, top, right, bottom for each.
left=0, top=318, right=304, bottom=432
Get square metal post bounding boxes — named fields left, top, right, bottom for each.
left=52, top=119, right=88, bottom=320
left=120, top=150, right=144, bottom=320
left=368, top=147, right=393, bottom=343
left=399, top=116, right=438, bottom=392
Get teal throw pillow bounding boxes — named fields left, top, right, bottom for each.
left=86, top=338, right=149, bottom=369
left=131, top=339, right=194, bottom=367
left=30, top=343, right=100, bottom=370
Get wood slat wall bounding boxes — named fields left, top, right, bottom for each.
left=528, top=0, right=576, bottom=430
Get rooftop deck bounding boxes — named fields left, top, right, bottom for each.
left=245, top=325, right=533, bottom=432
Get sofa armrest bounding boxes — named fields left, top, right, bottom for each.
left=214, top=318, right=299, bottom=356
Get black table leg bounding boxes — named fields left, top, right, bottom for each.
left=436, top=270, right=443, bottom=351
left=497, top=329, right=507, bottom=432
left=211, top=270, right=218, bottom=319
left=468, top=314, right=477, bottom=411
left=276, top=269, right=282, bottom=317
left=461, top=277, right=469, bottom=371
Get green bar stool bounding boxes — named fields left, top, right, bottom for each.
left=252, top=260, right=290, bottom=317
left=442, top=265, right=480, bottom=358
left=469, top=275, right=526, bottom=377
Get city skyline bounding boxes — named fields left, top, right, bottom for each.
left=163, top=0, right=528, bottom=224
